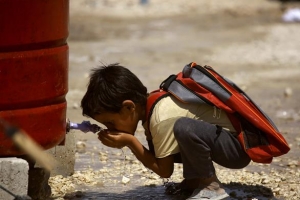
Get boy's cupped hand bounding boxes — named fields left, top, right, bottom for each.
left=97, top=129, right=133, bottom=149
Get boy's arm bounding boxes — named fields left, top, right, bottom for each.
left=127, top=135, right=174, bottom=178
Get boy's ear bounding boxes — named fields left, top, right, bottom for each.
left=121, top=100, right=135, bottom=113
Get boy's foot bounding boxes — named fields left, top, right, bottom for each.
left=186, top=182, right=229, bottom=200
left=164, top=180, right=193, bottom=196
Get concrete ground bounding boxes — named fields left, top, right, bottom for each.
left=50, top=0, right=300, bottom=199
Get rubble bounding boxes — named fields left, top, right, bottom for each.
left=49, top=147, right=300, bottom=199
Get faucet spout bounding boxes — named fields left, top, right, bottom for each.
left=66, top=119, right=102, bottom=133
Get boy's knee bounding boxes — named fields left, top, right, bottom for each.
left=173, top=117, right=189, bottom=139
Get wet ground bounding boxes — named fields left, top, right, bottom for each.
left=50, top=1, right=300, bottom=199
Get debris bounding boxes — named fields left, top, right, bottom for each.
left=72, top=103, right=79, bottom=109
left=284, top=87, right=293, bottom=97
left=121, top=176, right=130, bottom=184
left=275, top=109, right=300, bottom=121
left=76, top=141, right=86, bottom=153
left=282, top=8, right=300, bottom=22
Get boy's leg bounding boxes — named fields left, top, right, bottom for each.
left=173, top=117, right=250, bottom=180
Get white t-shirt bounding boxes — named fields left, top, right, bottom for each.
left=143, top=96, right=236, bottom=158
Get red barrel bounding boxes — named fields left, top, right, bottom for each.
left=0, top=0, right=69, bottom=156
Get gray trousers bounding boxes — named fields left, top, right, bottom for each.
left=173, top=117, right=251, bottom=180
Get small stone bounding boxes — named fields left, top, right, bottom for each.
left=76, top=141, right=86, bottom=149
left=284, top=87, right=293, bottom=97
left=122, top=176, right=130, bottom=184
left=72, top=103, right=79, bottom=109
left=99, top=155, right=108, bottom=161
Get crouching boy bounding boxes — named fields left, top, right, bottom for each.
left=81, top=63, right=251, bottom=199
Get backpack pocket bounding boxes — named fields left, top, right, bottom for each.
left=240, top=117, right=269, bottom=149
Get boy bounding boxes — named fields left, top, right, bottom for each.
left=81, top=63, right=251, bottom=200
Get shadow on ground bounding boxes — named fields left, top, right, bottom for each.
left=60, top=183, right=280, bottom=200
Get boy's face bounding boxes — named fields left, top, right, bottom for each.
left=93, top=100, right=139, bottom=135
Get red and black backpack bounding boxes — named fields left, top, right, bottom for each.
left=146, top=62, right=290, bottom=163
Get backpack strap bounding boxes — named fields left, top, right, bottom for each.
left=145, top=90, right=169, bottom=154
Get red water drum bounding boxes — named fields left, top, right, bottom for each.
left=0, top=0, right=69, bottom=156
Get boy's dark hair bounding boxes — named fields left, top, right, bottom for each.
left=81, top=63, right=148, bottom=118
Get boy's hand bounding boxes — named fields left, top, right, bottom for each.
left=97, top=129, right=132, bottom=149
